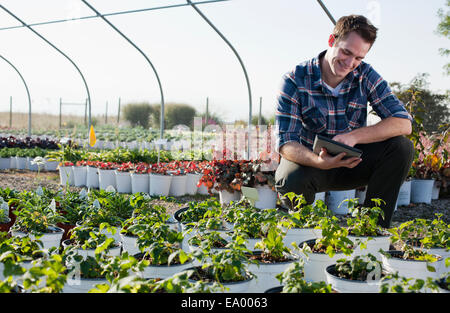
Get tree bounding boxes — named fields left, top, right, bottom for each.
left=437, top=0, right=450, bottom=75
left=150, top=103, right=197, bottom=130
left=122, top=102, right=153, bottom=128
left=391, top=73, right=450, bottom=134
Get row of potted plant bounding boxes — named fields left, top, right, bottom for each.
left=0, top=186, right=448, bottom=293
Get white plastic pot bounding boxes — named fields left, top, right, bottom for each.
left=327, top=190, right=356, bottom=215
left=137, top=254, right=194, bottom=279
left=432, top=180, right=441, bottom=200
left=197, top=184, right=210, bottom=195
left=0, top=157, right=11, bottom=170
left=219, top=190, right=241, bottom=205
left=149, top=174, right=172, bottom=196
left=15, top=157, right=28, bottom=170
left=115, top=171, right=132, bottom=194
left=284, top=227, right=322, bottom=249
left=314, top=192, right=326, bottom=204
left=61, top=239, right=122, bottom=258
left=72, top=166, right=87, bottom=187
left=381, top=250, right=444, bottom=281
left=86, top=166, right=99, bottom=188
left=397, top=180, right=412, bottom=206
left=27, top=157, right=45, bottom=172
left=186, top=173, right=202, bottom=195
left=130, top=173, right=149, bottom=194
left=187, top=267, right=253, bottom=293
left=355, top=187, right=367, bottom=205
left=325, top=264, right=386, bottom=293
left=119, top=233, right=141, bottom=256
left=299, top=239, right=349, bottom=282
left=169, top=175, right=187, bottom=197
left=246, top=254, right=298, bottom=292
left=254, top=185, right=277, bottom=209
left=63, top=276, right=108, bottom=293
left=348, top=234, right=391, bottom=260
left=44, top=160, right=59, bottom=171
left=410, top=179, right=434, bottom=204
left=11, top=226, right=64, bottom=251
left=98, top=169, right=116, bottom=191
left=59, top=166, right=74, bottom=186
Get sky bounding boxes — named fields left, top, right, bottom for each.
left=0, top=0, right=448, bottom=124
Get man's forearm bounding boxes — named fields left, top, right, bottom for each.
left=334, top=117, right=412, bottom=147
left=279, top=141, right=321, bottom=167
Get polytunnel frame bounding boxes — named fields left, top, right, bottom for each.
left=0, top=54, right=32, bottom=137
left=0, top=4, right=93, bottom=138
left=0, top=0, right=229, bottom=142
left=0, top=0, right=336, bottom=158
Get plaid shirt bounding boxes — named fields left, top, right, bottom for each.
left=275, top=50, right=412, bottom=152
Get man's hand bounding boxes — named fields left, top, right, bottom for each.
left=317, top=148, right=362, bottom=170
left=332, top=132, right=358, bottom=147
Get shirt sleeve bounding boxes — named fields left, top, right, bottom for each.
left=364, top=66, right=413, bottom=122
left=275, top=71, right=303, bottom=153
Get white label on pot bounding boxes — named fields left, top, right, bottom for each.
left=36, top=186, right=44, bottom=196
left=79, top=188, right=88, bottom=199
left=93, top=199, right=101, bottom=209
left=241, top=187, right=259, bottom=203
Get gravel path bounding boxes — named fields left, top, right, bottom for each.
left=1, top=169, right=449, bottom=225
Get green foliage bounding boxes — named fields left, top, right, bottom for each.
left=281, top=192, right=332, bottom=229
left=391, top=74, right=450, bottom=135
left=275, top=260, right=333, bottom=293
left=379, top=272, right=441, bottom=293
left=254, top=225, right=292, bottom=261
left=334, top=254, right=382, bottom=281
left=436, top=0, right=450, bottom=75
left=345, top=198, right=386, bottom=236
left=302, top=216, right=354, bottom=258
left=122, top=102, right=153, bottom=128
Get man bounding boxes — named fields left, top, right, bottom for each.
left=274, top=15, right=414, bottom=228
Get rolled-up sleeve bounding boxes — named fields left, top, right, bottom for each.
left=365, top=66, right=413, bottom=122
left=275, top=72, right=303, bottom=153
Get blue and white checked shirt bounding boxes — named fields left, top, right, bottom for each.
left=275, top=50, right=412, bottom=152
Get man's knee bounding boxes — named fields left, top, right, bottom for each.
left=275, top=160, right=315, bottom=203
left=386, top=136, right=415, bottom=164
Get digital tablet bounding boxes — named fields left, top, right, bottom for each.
left=312, top=134, right=362, bottom=159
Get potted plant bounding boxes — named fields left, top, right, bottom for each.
left=85, top=160, right=100, bottom=189
left=0, top=147, right=12, bottom=170
left=187, top=234, right=255, bottom=293
left=167, top=161, right=188, bottom=197
left=247, top=161, right=277, bottom=209
left=344, top=198, right=391, bottom=260
left=71, top=160, right=87, bottom=187
left=133, top=221, right=194, bottom=279
left=298, top=216, right=355, bottom=282
left=184, top=161, right=203, bottom=195
left=388, top=214, right=449, bottom=273
left=409, top=153, right=439, bottom=204
left=246, top=224, right=300, bottom=292
left=97, top=161, right=119, bottom=191
left=149, top=162, right=172, bottom=197
left=62, top=224, right=122, bottom=258
left=279, top=192, right=331, bottom=248
left=380, top=242, right=444, bottom=281
left=10, top=198, right=66, bottom=251
left=212, top=160, right=247, bottom=205
left=325, top=254, right=388, bottom=293
left=115, top=161, right=133, bottom=194
left=130, top=162, right=150, bottom=194
left=265, top=259, right=333, bottom=293
left=0, top=197, right=12, bottom=233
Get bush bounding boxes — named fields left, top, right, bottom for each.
left=122, top=102, right=153, bottom=128
left=150, top=103, right=197, bottom=130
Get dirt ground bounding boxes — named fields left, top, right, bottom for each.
left=0, top=169, right=449, bottom=226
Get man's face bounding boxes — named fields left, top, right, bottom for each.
left=329, top=31, right=371, bottom=78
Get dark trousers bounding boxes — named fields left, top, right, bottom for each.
left=275, top=136, right=415, bottom=228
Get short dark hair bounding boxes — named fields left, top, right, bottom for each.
left=333, top=15, right=378, bottom=46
